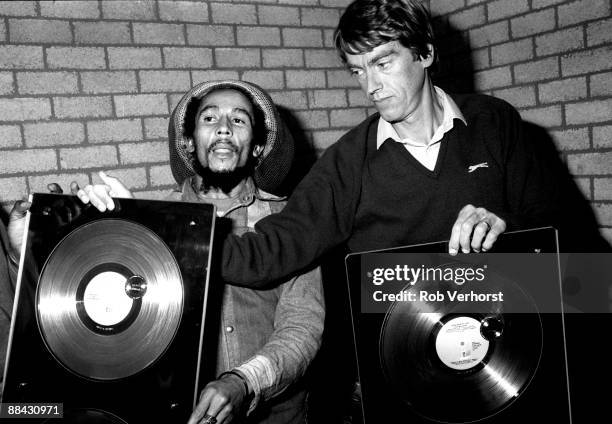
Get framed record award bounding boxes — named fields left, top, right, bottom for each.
left=1, top=193, right=216, bottom=423
left=345, top=227, right=573, bottom=424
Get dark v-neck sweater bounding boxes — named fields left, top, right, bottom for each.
left=223, top=94, right=554, bottom=286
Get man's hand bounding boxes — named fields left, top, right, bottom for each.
left=72, top=171, right=133, bottom=212
left=46, top=182, right=86, bottom=226
left=7, top=200, right=31, bottom=260
left=187, top=373, right=249, bottom=424
left=448, top=204, right=506, bottom=255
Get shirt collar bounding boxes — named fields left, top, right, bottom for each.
left=181, top=175, right=285, bottom=210
left=376, top=86, right=467, bottom=149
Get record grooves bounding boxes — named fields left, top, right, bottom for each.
left=378, top=264, right=543, bottom=423
left=36, top=218, right=184, bottom=381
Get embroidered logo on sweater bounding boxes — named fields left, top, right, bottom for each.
left=468, top=162, right=489, bottom=173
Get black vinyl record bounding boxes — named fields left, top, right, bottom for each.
left=379, top=265, right=542, bottom=423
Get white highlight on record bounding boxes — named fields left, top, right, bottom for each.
left=421, top=312, right=445, bottom=325
left=482, top=363, right=519, bottom=398
left=38, top=296, right=75, bottom=316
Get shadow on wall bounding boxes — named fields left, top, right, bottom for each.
left=432, top=17, right=609, bottom=252
left=276, top=106, right=318, bottom=196
left=525, top=122, right=610, bottom=252
left=431, top=15, right=476, bottom=94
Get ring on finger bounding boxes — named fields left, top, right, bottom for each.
left=477, top=220, right=491, bottom=231
left=201, top=414, right=217, bottom=424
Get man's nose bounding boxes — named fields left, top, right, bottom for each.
left=366, top=70, right=382, bottom=96
left=216, top=116, right=232, bottom=136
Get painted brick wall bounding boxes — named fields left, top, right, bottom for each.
left=0, top=0, right=356, bottom=208
left=1, top=0, right=611, bottom=243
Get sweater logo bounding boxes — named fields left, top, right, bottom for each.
left=468, top=162, right=489, bottom=173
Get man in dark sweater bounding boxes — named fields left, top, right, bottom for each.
left=218, top=0, right=552, bottom=286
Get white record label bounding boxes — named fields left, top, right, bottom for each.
left=435, top=316, right=489, bottom=370
left=83, top=271, right=133, bottom=326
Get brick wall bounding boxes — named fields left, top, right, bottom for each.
left=0, top=0, right=357, bottom=209
left=1, top=0, right=611, bottom=241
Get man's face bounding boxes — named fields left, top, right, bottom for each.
left=345, top=41, right=433, bottom=123
left=190, top=89, right=260, bottom=173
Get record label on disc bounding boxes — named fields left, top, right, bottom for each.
left=83, top=271, right=133, bottom=326
left=435, top=316, right=489, bottom=371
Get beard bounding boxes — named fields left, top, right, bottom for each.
left=195, top=161, right=256, bottom=195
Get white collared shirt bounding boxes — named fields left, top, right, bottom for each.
left=376, top=86, right=467, bottom=170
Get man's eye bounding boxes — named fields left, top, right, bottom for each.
left=232, top=118, right=245, bottom=124
left=350, top=69, right=363, bottom=78
left=378, top=61, right=390, bottom=70
left=202, top=116, right=215, bottom=122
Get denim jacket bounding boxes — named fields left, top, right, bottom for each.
left=169, top=176, right=324, bottom=424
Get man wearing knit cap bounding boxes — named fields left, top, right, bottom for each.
left=178, top=81, right=323, bottom=424
left=74, top=80, right=324, bottom=424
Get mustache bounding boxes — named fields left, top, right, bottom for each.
left=207, top=140, right=238, bottom=153
left=371, top=95, right=389, bottom=102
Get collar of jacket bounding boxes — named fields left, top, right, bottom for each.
left=180, top=175, right=285, bottom=216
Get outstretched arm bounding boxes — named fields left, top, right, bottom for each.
left=221, top=140, right=363, bottom=286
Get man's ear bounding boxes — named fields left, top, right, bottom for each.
left=420, top=43, right=435, bottom=68
left=253, top=144, right=264, bottom=158
left=185, top=138, right=195, bottom=153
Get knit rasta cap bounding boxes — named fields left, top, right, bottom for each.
left=168, top=80, right=295, bottom=195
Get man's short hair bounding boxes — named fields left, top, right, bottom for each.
left=334, top=0, right=436, bottom=66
